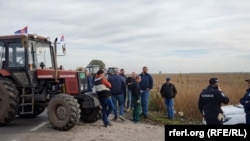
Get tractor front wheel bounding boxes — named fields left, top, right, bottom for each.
left=47, top=94, right=80, bottom=131
left=81, top=106, right=101, bottom=123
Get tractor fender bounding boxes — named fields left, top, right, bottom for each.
left=80, top=92, right=100, bottom=108
left=0, top=70, right=11, bottom=76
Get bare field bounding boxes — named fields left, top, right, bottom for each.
left=149, top=72, right=250, bottom=121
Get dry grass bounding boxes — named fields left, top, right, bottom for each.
left=149, top=72, right=249, bottom=121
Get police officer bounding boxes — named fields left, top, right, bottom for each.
left=198, top=77, right=229, bottom=125
left=240, top=78, right=250, bottom=125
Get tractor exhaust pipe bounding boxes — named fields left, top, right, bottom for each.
left=54, top=38, right=59, bottom=82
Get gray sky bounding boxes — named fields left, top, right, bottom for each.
left=1, top=0, right=250, bottom=73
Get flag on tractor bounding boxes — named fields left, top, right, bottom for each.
left=61, top=35, right=64, bottom=42
left=14, top=26, right=28, bottom=34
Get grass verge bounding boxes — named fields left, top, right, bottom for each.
left=140, top=111, right=203, bottom=126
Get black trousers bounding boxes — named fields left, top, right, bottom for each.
left=204, top=112, right=222, bottom=125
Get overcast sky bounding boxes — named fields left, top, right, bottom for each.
left=1, top=0, right=250, bottom=73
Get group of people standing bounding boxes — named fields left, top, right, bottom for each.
left=85, top=65, right=202, bottom=126
left=90, top=66, right=156, bottom=127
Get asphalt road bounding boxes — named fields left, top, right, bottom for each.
left=0, top=109, right=165, bottom=141
left=0, top=110, right=55, bottom=141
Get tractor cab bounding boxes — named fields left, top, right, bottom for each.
left=0, top=34, right=55, bottom=87
left=0, top=34, right=54, bottom=70
left=85, top=65, right=100, bottom=75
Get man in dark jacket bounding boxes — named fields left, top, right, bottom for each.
left=160, top=77, right=177, bottom=119
left=198, top=77, right=229, bottom=125
left=240, top=78, right=250, bottom=125
left=108, top=69, right=126, bottom=121
left=139, top=66, right=153, bottom=118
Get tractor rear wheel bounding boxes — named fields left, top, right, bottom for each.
left=81, top=106, right=101, bottom=123
left=47, top=94, right=80, bottom=131
left=0, top=77, right=19, bottom=125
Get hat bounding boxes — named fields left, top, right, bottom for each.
left=245, top=79, right=250, bottom=82
left=209, top=77, right=219, bottom=85
left=166, top=77, right=171, bottom=81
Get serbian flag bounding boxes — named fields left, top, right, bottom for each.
left=14, top=26, right=28, bottom=34
left=61, top=35, right=64, bottom=42
left=61, top=35, right=66, bottom=55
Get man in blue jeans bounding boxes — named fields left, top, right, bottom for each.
left=139, top=66, right=153, bottom=118
left=126, top=72, right=137, bottom=112
left=108, top=69, right=126, bottom=121
left=160, top=77, right=177, bottom=119
left=120, top=68, right=127, bottom=108
left=94, top=69, right=114, bottom=127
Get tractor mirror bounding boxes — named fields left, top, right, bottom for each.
left=62, top=43, right=66, bottom=55
left=56, top=41, right=66, bottom=56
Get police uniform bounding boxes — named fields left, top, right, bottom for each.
left=240, top=79, right=250, bottom=125
left=198, top=78, right=229, bottom=125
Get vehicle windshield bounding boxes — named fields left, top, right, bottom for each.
left=0, top=38, right=53, bottom=70
left=29, top=40, right=53, bottom=69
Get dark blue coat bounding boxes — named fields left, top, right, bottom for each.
left=240, top=88, right=250, bottom=113
left=139, top=72, right=153, bottom=90
left=108, top=74, right=126, bottom=95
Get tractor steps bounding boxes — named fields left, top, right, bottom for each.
left=20, top=88, right=34, bottom=114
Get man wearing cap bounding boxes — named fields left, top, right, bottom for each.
left=198, top=77, right=229, bottom=125
left=160, top=77, right=177, bottom=119
left=240, top=79, right=250, bottom=125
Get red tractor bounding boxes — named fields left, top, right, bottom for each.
left=0, top=33, right=101, bottom=131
